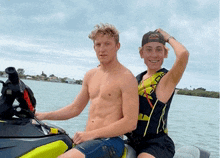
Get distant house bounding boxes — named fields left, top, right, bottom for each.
left=39, top=75, right=46, bottom=80
left=26, top=76, right=33, bottom=80
left=49, top=76, right=59, bottom=82
left=65, top=78, right=76, bottom=84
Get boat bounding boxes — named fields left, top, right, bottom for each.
left=0, top=67, right=210, bottom=158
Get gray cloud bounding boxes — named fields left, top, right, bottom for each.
left=0, top=0, right=218, bottom=91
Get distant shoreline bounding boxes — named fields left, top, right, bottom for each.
left=0, top=72, right=83, bottom=85
left=175, top=88, right=219, bottom=99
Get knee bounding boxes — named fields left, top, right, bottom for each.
left=58, top=148, right=85, bottom=158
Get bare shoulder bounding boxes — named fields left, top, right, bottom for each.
left=85, top=67, right=98, bottom=76
left=119, top=66, right=135, bottom=78
left=118, top=66, right=138, bottom=88
left=83, top=68, right=98, bottom=85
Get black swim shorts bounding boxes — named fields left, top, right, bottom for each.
left=127, top=134, right=175, bottom=158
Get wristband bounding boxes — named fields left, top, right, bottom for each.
left=167, top=36, right=175, bottom=43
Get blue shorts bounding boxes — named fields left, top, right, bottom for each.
left=74, top=137, right=124, bottom=158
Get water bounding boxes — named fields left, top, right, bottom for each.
left=0, top=77, right=219, bottom=157
left=168, top=95, right=219, bottom=158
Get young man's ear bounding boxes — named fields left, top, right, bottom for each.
left=116, top=42, right=120, bottom=51
left=139, top=47, right=143, bottom=58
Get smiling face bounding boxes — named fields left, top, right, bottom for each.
left=94, top=33, right=120, bottom=64
left=140, top=42, right=168, bottom=72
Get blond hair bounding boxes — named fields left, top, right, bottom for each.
left=88, top=23, right=119, bottom=44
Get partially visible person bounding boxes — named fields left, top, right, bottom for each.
left=126, top=28, right=189, bottom=158
left=36, top=23, right=139, bottom=158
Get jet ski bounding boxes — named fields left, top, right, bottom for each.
left=0, top=67, right=73, bottom=158
left=0, top=67, right=211, bottom=158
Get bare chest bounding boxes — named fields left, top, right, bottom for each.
left=88, top=75, right=121, bottom=100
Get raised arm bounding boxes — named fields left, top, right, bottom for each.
left=35, top=71, right=91, bottom=121
left=156, top=28, right=189, bottom=103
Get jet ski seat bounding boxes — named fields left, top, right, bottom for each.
left=174, top=146, right=210, bottom=158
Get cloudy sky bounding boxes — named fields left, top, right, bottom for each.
left=0, top=0, right=219, bottom=91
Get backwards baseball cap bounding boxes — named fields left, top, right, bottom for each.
left=141, top=31, right=166, bottom=46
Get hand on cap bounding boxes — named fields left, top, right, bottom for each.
left=155, top=28, right=170, bottom=42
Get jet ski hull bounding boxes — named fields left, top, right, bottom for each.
left=0, top=118, right=73, bottom=158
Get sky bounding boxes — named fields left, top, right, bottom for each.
left=0, top=0, right=219, bottom=91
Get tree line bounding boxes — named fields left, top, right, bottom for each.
left=177, top=87, right=219, bottom=98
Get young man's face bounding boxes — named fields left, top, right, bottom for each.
left=94, top=34, right=120, bottom=64
left=140, top=42, right=168, bottom=71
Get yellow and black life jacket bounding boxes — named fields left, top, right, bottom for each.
left=130, top=68, right=174, bottom=137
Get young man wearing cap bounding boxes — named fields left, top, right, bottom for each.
left=36, top=23, right=139, bottom=158
left=125, top=28, right=189, bottom=158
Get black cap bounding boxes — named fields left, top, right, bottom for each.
left=141, top=31, right=165, bottom=46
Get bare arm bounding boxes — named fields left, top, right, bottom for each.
left=156, top=28, right=189, bottom=103
left=35, top=71, right=91, bottom=121
left=73, top=72, right=139, bottom=144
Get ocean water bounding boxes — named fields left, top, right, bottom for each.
left=0, top=77, right=219, bottom=157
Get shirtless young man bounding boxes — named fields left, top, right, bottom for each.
left=35, top=23, right=139, bottom=158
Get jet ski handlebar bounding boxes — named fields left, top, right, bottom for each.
left=0, top=67, right=36, bottom=119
